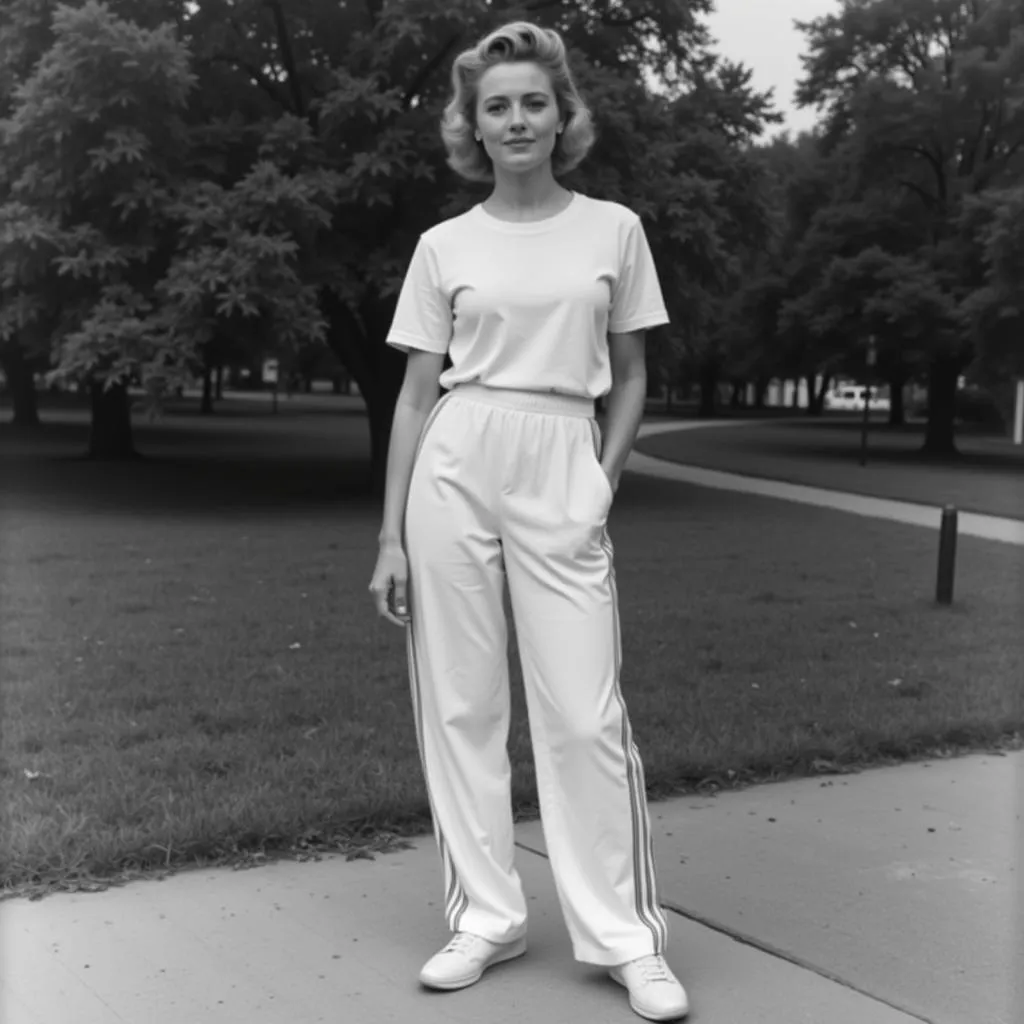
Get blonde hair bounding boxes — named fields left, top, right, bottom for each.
left=441, top=21, right=595, bottom=182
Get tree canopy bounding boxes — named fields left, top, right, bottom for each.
left=1, top=0, right=1020, bottom=473
left=788, top=0, right=1024, bottom=449
left=2, top=0, right=785, bottom=477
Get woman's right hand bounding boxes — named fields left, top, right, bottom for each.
left=369, top=542, right=411, bottom=627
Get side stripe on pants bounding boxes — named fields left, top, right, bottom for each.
left=407, top=613, right=471, bottom=932
left=602, top=527, right=669, bottom=954
left=592, top=417, right=667, bottom=953
left=404, top=392, right=470, bottom=932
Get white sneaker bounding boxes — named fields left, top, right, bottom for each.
left=609, top=954, right=689, bottom=1021
left=418, top=932, right=527, bottom=990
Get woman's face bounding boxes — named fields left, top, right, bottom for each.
left=474, top=61, right=564, bottom=176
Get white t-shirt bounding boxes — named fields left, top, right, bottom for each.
left=385, top=192, right=669, bottom=399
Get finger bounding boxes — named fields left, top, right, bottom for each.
left=372, top=588, right=390, bottom=619
left=376, top=593, right=398, bottom=624
left=381, top=609, right=407, bottom=628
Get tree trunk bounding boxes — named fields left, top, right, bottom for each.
left=806, top=374, right=830, bottom=416
left=753, top=375, right=769, bottom=410
left=922, top=358, right=960, bottom=456
left=887, top=372, right=908, bottom=427
left=215, top=364, right=224, bottom=401
left=201, top=361, right=214, bottom=415
left=322, top=289, right=405, bottom=495
left=88, top=380, right=136, bottom=459
left=1, top=344, right=41, bottom=427
left=729, top=381, right=743, bottom=408
left=698, top=362, right=718, bottom=418
left=806, top=375, right=819, bottom=415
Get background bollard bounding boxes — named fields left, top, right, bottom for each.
left=936, top=505, right=958, bottom=605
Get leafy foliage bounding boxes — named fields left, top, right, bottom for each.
left=2, top=0, right=787, bottom=469
left=0, top=1, right=196, bottom=392
left=731, top=0, right=1024, bottom=444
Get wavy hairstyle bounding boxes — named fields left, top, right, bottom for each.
left=441, top=21, right=595, bottom=182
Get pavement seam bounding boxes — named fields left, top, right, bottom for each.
left=653, top=896, right=937, bottom=1024
left=513, top=839, right=938, bottom=1024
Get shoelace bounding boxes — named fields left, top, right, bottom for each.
left=442, top=933, right=480, bottom=956
left=632, top=955, right=672, bottom=983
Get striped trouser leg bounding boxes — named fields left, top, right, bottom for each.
left=403, top=392, right=528, bottom=946
left=502, top=413, right=669, bottom=966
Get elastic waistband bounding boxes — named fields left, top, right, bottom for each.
left=448, top=384, right=595, bottom=419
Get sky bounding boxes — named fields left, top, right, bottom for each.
left=702, top=0, right=843, bottom=138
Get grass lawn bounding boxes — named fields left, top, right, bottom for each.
left=2, top=397, right=1022, bottom=901
left=636, top=417, right=1024, bottom=521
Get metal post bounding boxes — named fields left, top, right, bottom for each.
left=936, top=505, right=958, bottom=605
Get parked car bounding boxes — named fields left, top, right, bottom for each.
left=824, top=386, right=891, bottom=412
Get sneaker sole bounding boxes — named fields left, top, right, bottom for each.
left=609, top=972, right=690, bottom=1021
left=419, top=937, right=528, bottom=991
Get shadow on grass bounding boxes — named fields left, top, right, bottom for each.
left=0, top=414, right=379, bottom=518
left=0, top=420, right=739, bottom=522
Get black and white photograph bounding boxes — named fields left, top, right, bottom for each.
left=1, top=2, right=1022, bottom=1022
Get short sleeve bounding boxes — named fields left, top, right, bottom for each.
left=608, top=214, right=670, bottom=334
left=385, top=237, right=452, bottom=354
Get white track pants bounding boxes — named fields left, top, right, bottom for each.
left=403, top=384, right=669, bottom=967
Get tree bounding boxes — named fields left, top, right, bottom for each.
left=0, top=1, right=198, bottom=455
left=0, top=0, right=59, bottom=427
left=173, top=0, right=781, bottom=483
left=1, top=1, right=346, bottom=453
left=2, top=0, right=782, bottom=480
left=959, top=184, right=1024, bottom=426
left=795, top=0, right=1024, bottom=453
left=725, top=131, right=833, bottom=412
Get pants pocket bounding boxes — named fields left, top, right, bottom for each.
left=587, top=419, right=614, bottom=514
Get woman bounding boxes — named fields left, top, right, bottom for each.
left=368, top=20, right=688, bottom=1023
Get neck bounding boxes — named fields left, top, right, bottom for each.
left=487, top=167, right=567, bottom=213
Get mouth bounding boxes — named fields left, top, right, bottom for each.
left=504, top=139, right=535, bottom=147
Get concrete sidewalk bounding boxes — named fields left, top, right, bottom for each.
left=2, top=752, right=1018, bottom=1024
left=631, top=421, right=1024, bottom=546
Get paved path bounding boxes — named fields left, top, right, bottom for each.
left=630, top=421, right=1024, bottom=546
left=2, top=752, right=1017, bottom=1024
